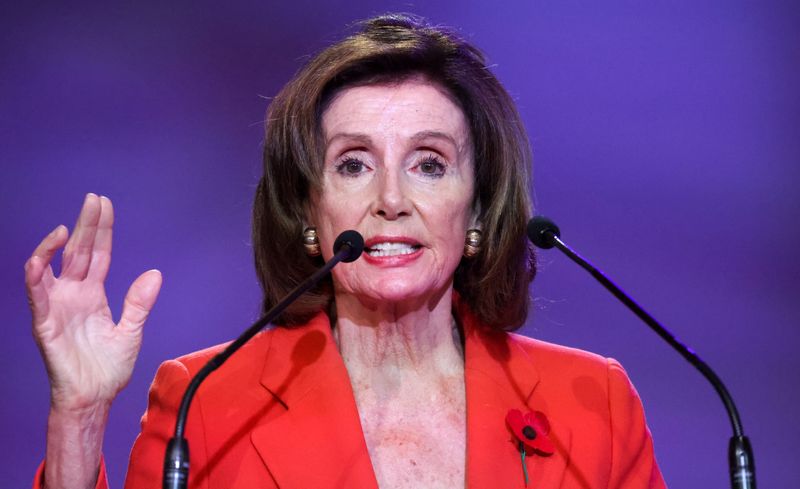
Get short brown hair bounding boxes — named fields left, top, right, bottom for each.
left=253, top=13, right=535, bottom=330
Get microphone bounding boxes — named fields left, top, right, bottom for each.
left=527, top=216, right=756, bottom=489
left=162, top=230, right=364, bottom=489
left=334, top=229, right=365, bottom=263
left=526, top=216, right=560, bottom=249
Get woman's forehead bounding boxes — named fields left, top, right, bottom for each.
left=321, top=79, right=470, bottom=148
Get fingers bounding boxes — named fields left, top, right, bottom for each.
left=118, top=270, right=163, bottom=333
left=61, top=193, right=102, bottom=280
left=25, top=256, right=51, bottom=324
left=26, top=225, right=69, bottom=322
left=87, top=196, right=114, bottom=282
left=29, top=224, right=69, bottom=284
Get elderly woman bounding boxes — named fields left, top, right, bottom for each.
left=27, top=14, right=665, bottom=489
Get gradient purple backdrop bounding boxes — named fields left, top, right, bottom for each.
left=2, top=1, right=798, bottom=487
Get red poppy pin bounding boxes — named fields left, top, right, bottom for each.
left=505, top=408, right=554, bottom=486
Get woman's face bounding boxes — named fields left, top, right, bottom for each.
left=310, top=78, right=476, bottom=307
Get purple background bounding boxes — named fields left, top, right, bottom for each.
left=2, top=2, right=798, bottom=487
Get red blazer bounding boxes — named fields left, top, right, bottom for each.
left=35, top=300, right=666, bottom=488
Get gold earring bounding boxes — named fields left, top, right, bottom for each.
left=303, top=227, right=321, bottom=257
left=464, top=229, right=482, bottom=258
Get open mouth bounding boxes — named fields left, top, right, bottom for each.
left=364, top=242, right=422, bottom=257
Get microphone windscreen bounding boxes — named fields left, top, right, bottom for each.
left=333, top=230, right=365, bottom=262
left=527, top=216, right=561, bottom=249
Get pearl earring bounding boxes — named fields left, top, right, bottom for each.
left=464, top=229, right=482, bottom=258
left=303, top=227, right=321, bottom=257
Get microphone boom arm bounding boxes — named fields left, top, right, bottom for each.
left=529, top=217, right=755, bottom=489
left=162, top=232, right=363, bottom=489
left=551, top=233, right=744, bottom=436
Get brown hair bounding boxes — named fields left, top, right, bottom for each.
left=253, top=13, right=535, bottom=330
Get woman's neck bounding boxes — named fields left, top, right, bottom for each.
left=333, top=289, right=464, bottom=383
left=334, top=289, right=468, bottom=489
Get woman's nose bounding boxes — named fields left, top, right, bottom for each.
left=371, top=169, right=411, bottom=220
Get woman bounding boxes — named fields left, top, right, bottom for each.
left=27, top=14, right=665, bottom=489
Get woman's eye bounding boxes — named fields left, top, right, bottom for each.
left=417, top=156, right=446, bottom=177
left=335, top=157, right=367, bottom=177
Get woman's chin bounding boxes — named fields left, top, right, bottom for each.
left=352, top=280, right=452, bottom=309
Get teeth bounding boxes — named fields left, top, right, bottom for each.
left=367, top=242, right=418, bottom=257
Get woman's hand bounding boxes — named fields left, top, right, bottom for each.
left=26, top=194, right=162, bottom=488
left=25, top=193, right=162, bottom=413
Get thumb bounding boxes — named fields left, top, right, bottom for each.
left=119, top=269, right=163, bottom=332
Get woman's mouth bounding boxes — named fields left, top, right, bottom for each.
left=364, top=242, right=422, bottom=257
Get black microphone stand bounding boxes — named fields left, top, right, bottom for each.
left=527, top=216, right=755, bottom=489
left=162, top=231, right=364, bottom=489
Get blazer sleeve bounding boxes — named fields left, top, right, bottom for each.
left=607, top=358, right=668, bottom=488
left=123, top=359, right=210, bottom=489
left=31, top=457, right=110, bottom=489
left=31, top=360, right=209, bottom=489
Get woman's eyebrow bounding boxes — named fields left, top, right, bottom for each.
left=326, top=132, right=373, bottom=146
left=410, top=130, right=458, bottom=147
left=325, top=130, right=461, bottom=151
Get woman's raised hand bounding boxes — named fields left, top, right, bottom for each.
left=25, top=193, right=162, bottom=413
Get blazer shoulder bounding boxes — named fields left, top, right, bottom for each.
left=171, top=326, right=278, bottom=375
left=507, top=331, right=612, bottom=378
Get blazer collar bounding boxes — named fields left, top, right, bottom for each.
left=251, top=314, right=379, bottom=489
left=459, top=299, right=572, bottom=488
left=252, top=300, right=571, bottom=489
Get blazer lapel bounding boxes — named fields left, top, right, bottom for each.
left=248, top=303, right=571, bottom=489
left=460, top=303, right=572, bottom=489
left=250, top=314, right=379, bottom=489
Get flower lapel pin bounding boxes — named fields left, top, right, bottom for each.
left=505, top=408, right=554, bottom=486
